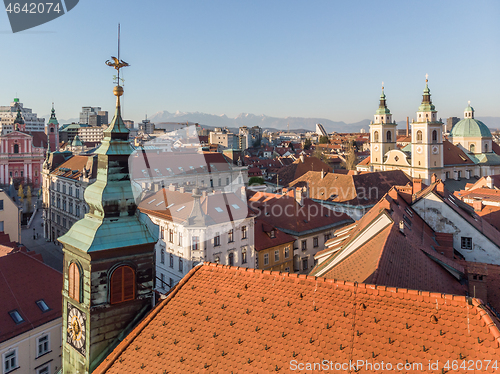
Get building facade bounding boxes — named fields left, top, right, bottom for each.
left=0, top=110, right=47, bottom=189
left=0, top=189, right=20, bottom=244
left=41, top=152, right=97, bottom=242
left=139, top=187, right=254, bottom=291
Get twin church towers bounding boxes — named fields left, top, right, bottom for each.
left=368, top=77, right=444, bottom=184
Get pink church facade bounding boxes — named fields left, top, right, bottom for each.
left=0, top=131, right=47, bottom=189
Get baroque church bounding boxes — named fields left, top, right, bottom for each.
left=358, top=78, right=500, bottom=184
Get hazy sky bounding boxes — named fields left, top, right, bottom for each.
left=1, top=0, right=499, bottom=124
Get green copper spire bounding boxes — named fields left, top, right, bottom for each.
left=48, top=103, right=59, bottom=126
left=13, top=108, right=24, bottom=130
left=375, top=83, right=391, bottom=115
left=418, top=74, right=436, bottom=113
left=58, top=76, right=155, bottom=252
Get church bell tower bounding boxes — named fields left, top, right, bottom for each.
left=410, top=75, right=444, bottom=183
left=369, top=84, right=396, bottom=170
left=60, top=40, right=157, bottom=374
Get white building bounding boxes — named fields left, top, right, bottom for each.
left=139, top=187, right=255, bottom=291
left=0, top=250, right=62, bottom=374
left=42, top=152, right=97, bottom=242
left=316, top=123, right=327, bottom=137
left=0, top=98, right=45, bottom=134
left=79, top=106, right=101, bottom=125
left=77, top=126, right=103, bottom=143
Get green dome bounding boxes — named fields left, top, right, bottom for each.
left=450, top=118, right=492, bottom=138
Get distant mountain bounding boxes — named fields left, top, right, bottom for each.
left=149, top=110, right=371, bottom=133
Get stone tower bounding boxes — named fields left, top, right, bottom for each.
left=59, top=73, right=157, bottom=372
left=369, top=85, right=396, bottom=170
left=410, top=76, right=443, bottom=183
left=46, top=104, right=60, bottom=152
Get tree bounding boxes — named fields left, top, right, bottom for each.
left=26, top=185, right=32, bottom=207
left=248, top=177, right=264, bottom=185
left=319, top=136, right=329, bottom=144
left=303, top=138, right=312, bottom=150
left=312, top=148, right=328, bottom=164
left=18, top=184, right=24, bottom=202
left=342, top=137, right=358, bottom=170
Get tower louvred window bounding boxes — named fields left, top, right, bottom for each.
left=68, top=263, right=81, bottom=302
left=110, top=266, right=135, bottom=304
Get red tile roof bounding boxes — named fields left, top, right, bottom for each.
left=248, top=191, right=353, bottom=235
left=94, top=263, right=500, bottom=374
left=0, top=251, right=62, bottom=343
left=50, top=154, right=96, bottom=180
left=130, top=151, right=231, bottom=180
left=273, top=156, right=332, bottom=187
left=254, top=219, right=295, bottom=251
left=443, top=139, right=475, bottom=166
left=139, top=189, right=250, bottom=225
left=310, top=188, right=468, bottom=297
left=290, top=170, right=412, bottom=206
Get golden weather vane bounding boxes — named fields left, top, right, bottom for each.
left=106, top=24, right=129, bottom=86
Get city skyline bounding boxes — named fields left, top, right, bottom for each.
left=0, top=0, right=498, bottom=125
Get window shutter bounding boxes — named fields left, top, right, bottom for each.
left=123, top=267, right=135, bottom=301
left=110, top=266, right=135, bottom=304
left=68, top=263, right=80, bottom=302
left=110, top=267, right=123, bottom=304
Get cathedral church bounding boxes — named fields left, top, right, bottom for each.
left=358, top=79, right=500, bottom=184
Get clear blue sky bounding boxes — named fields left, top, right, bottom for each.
left=0, top=0, right=499, bottom=124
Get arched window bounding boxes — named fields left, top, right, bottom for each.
left=374, top=131, right=379, bottom=142
left=68, top=262, right=81, bottom=302
left=13, top=144, right=19, bottom=154
left=470, top=144, right=475, bottom=153
left=432, top=130, right=437, bottom=143
left=417, top=130, right=423, bottom=143
left=485, top=143, right=488, bottom=152
left=229, top=253, right=234, bottom=266
left=386, top=131, right=392, bottom=142
left=110, top=266, right=135, bottom=304
left=50, top=128, right=54, bottom=133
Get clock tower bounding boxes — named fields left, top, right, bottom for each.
left=411, top=76, right=444, bottom=183
left=60, top=56, right=157, bottom=373
left=369, top=84, right=396, bottom=170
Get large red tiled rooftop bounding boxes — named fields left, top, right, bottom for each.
left=95, top=263, right=500, bottom=374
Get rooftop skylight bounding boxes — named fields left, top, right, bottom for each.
left=9, top=310, right=24, bottom=324
left=36, top=300, right=50, bottom=312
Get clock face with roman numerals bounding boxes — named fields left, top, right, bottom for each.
left=66, top=302, right=86, bottom=356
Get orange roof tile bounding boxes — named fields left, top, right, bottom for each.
left=94, top=263, right=500, bottom=374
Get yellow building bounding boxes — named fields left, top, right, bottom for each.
left=255, top=219, right=294, bottom=272
left=0, top=188, right=20, bottom=243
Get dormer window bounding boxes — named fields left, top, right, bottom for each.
left=270, top=229, right=276, bottom=238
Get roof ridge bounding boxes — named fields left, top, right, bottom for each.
left=94, top=264, right=204, bottom=374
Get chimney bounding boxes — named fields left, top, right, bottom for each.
left=179, top=187, right=185, bottom=193
left=412, top=178, right=422, bottom=194
left=321, top=169, right=325, bottom=179
left=473, top=198, right=483, bottom=212
left=406, top=117, right=409, bottom=137
left=399, top=220, right=405, bottom=234
left=169, top=183, right=176, bottom=191
left=431, top=173, right=437, bottom=184
left=467, top=264, right=488, bottom=304
left=436, top=180, right=445, bottom=196
left=295, top=188, right=304, bottom=206
left=486, top=176, right=494, bottom=189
